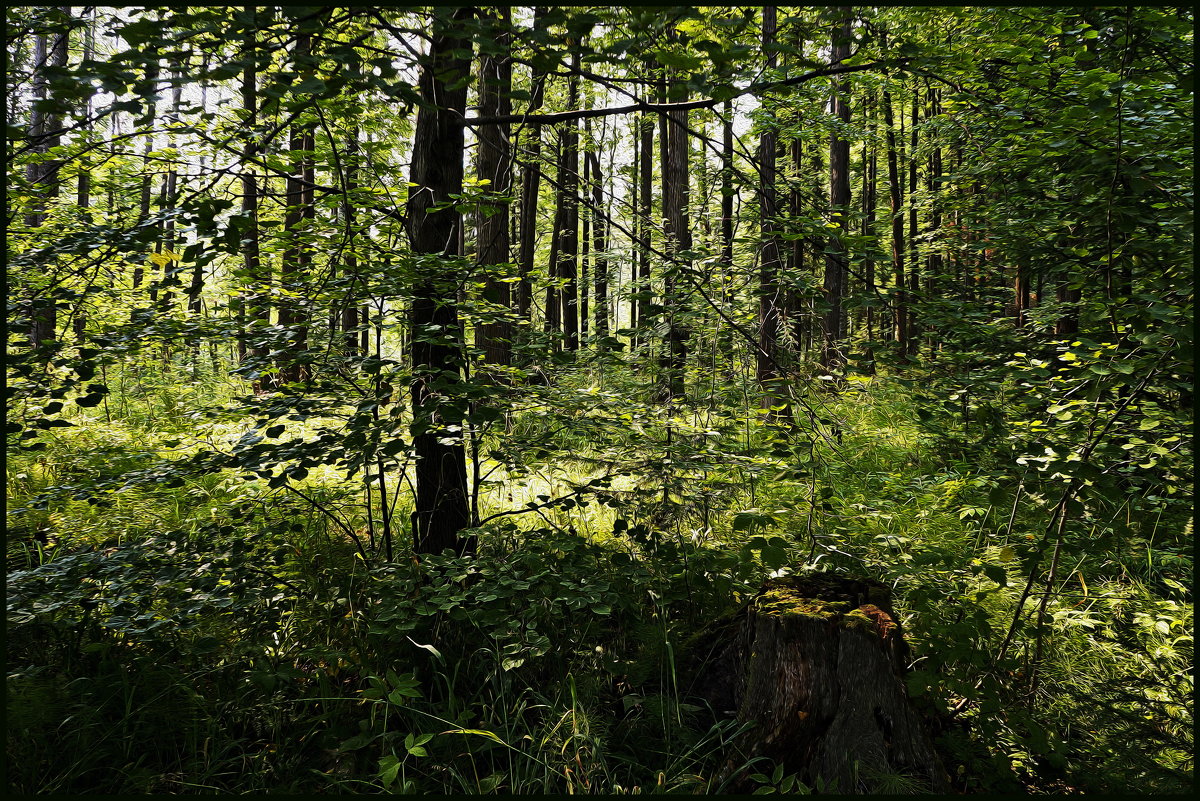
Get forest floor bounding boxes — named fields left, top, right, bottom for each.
left=6, top=360, right=1192, bottom=794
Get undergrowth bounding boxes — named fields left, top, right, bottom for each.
left=6, top=360, right=1192, bottom=794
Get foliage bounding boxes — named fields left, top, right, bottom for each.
left=7, top=4, right=1192, bottom=795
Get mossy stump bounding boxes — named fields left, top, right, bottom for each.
left=688, top=572, right=949, bottom=794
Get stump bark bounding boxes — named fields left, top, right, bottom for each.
left=687, top=572, right=950, bottom=794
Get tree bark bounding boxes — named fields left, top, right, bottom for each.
left=133, top=41, right=159, bottom=297
left=862, top=91, right=878, bottom=372
left=278, top=31, right=314, bottom=385
left=821, top=9, right=852, bottom=373
left=407, top=7, right=473, bottom=556
left=720, top=99, right=735, bottom=315
left=515, top=8, right=546, bottom=327
left=660, top=67, right=691, bottom=400
left=157, top=76, right=184, bottom=317
left=881, top=58, right=907, bottom=358
left=589, top=147, right=610, bottom=343
left=636, top=93, right=654, bottom=350
left=240, top=16, right=268, bottom=386
left=925, top=82, right=943, bottom=351
left=581, top=117, right=591, bottom=342
left=475, top=7, right=513, bottom=368
left=688, top=573, right=951, bottom=794
left=339, top=129, right=362, bottom=356
left=906, top=88, right=920, bottom=357
left=26, top=12, right=70, bottom=349
left=187, top=55, right=210, bottom=320
left=558, top=50, right=581, bottom=352
left=545, top=134, right=563, bottom=348
left=73, top=9, right=94, bottom=345
left=757, top=6, right=784, bottom=406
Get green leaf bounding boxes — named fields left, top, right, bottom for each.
left=982, top=564, right=1008, bottom=587
left=444, top=728, right=506, bottom=746
left=378, top=755, right=401, bottom=788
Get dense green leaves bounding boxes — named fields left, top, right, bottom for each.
left=6, top=4, right=1191, bottom=795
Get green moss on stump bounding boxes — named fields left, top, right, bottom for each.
left=754, top=586, right=851, bottom=621
left=753, top=584, right=898, bottom=642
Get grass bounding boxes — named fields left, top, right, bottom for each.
left=5, top=353, right=1192, bottom=794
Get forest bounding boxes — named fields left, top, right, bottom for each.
left=6, top=5, right=1193, bottom=795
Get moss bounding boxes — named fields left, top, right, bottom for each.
left=752, top=585, right=897, bottom=642
left=843, top=607, right=878, bottom=633
left=755, top=586, right=851, bottom=621
left=844, top=604, right=899, bottom=641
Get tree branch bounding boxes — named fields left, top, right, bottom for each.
left=461, top=59, right=908, bottom=126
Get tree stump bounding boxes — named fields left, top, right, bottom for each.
left=687, top=572, right=950, bottom=794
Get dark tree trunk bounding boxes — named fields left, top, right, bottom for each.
left=882, top=63, right=907, bottom=358
left=588, top=149, right=610, bottom=343
left=240, top=18, right=268, bottom=384
left=906, top=88, right=921, bottom=357
left=515, top=10, right=546, bottom=327
left=1055, top=282, right=1081, bottom=336
left=133, top=42, right=159, bottom=297
left=187, top=57, right=210, bottom=320
left=545, top=135, right=563, bottom=347
left=581, top=118, right=591, bottom=342
left=340, top=130, right=362, bottom=356
left=558, top=50, right=581, bottom=352
left=157, top=77, right=183, bottom=317
left=636, top=97, right=654, bottom=350
left=720, top=99, right=735, bottom=313
left=925, top=83, right=943, bottom=351
left=73, top=10, right=94, bottom=345
left=278, top=32, right=314, bottom=385
left=757, top=6, right=784, bottom=406
left=26, top=14, right=70, bottom=348
left=475, top=7, right=513, bottom=368
left=821, top=9, right=852, bottom=373
left=629, top=113, right=640, bottom=336
left=862, top=90, right=878, bottom=371
left=786, top=136, right=803, bottom=350
left=660, top=70, right=691, bottom=400
left=406, top=7, right=473, bottom=556
left=688, top=573, right=951, bottom=794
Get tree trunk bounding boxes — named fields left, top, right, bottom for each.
left=133, top=41, right=159, bottom=297
left=720, top=99, right=735, bottom=315
left=589, top=148, right=611, bottom=343
left=906, top=88, right=921, bottom=357
left=581, top=117, right=591, bottom=343
left=545, top=135, right=563, bottom=348
left=340, top=129, right=362, bottom=356
left=187, top=56, right=210, bottom=320
left=558, top=50, right=581, bottom=352
left=73, top=9, right=94, bottom=346
left=881, top=60, right=907, bottom=359
left=278, top=31, right=314, bottom=385
left=688, top=573, right=951, bottom=794
left=821, top=8, right=852, bottom=373
left=629, top=112, right=640, bottom=337
left=862, top=90, right=878, bottom=372
left=157, top=76, right=183, bottom=317
left=660, top=70, right=690, bottom=400
left=515, top=10, right=546, bottom=327
left=407, top=7, right=473, bottom=556
left=925, top=83, right=943, bottom=353
left=757, top=6, right=784, bottom=407
left=26, top=12, right=70, bottom=349
left=240, top=18, right=268, bottom=387
left=475, top=7, right=513, bottom=368
left=636, top=96, right=654, bottom=350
